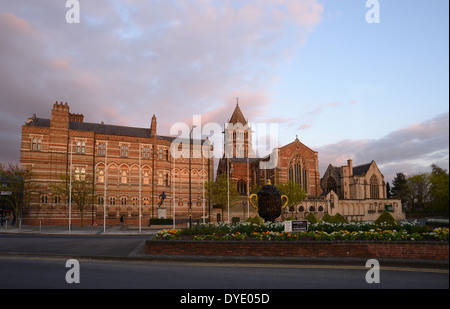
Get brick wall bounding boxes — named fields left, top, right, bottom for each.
left=145, top=240, right=449, bottom=260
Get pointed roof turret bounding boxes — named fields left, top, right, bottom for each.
left=229, top=99, right=247, bottom=125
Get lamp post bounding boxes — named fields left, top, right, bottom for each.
left=189, top=125, right=196, bottom=228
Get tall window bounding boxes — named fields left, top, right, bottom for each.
left=326, top=177, right=337, bottom=194
left=158, top=149, right=163, bottom=160
left=98, top=169, right=105, bottom=183
left=98, top=143, right=106, bottom=156
left=370, top=175, right=379, bottom=199
left=143, top=171, right=149, bottom=185
left=143, top=146, right=151, bottom=159
left=120, top=145, right=128, bottom=157
left=32, top=137, right=42, bottom=151
left=75, top=167, right=86, bottom=181
left=76, top=141, right=85, bottom=154
left=121, top=170, right=127, bottom=184
left=237, top=179, right=247, bottom=195
left=288, top=155, right=308, bottom=192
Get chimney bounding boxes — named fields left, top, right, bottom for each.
left=348, top=159, right=353, bottom=176
left=150, top=114, right=157, bottom=136
left=50, top=101, right=70, bottom=129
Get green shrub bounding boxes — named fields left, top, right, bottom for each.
left=411, top=224, right=431, bottom=233
left=322, top=213, right=333, bottom=222
left=180, top=223, right=217, bottom=235
left=231, top=217, right=240, bottom=224
left=149, top=218, right=173, bottom=225
left=285, top=216, right=295, bottom=221
left=374, top=211, right=400, bottom=228
left=305, top=212, right=320, bottom=224
left=330, top=213, right=348, bottom=224
left=245, top=215, right=263, bottom=225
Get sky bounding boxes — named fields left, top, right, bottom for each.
left=0, top=0, right=448, bottom=184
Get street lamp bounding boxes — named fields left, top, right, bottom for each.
left=189, top=125, right=196, bottom=228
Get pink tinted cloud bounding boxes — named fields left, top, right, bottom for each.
left=0, top=12, right=33, bottom=34
left=0, top=0, right=325, bottom=165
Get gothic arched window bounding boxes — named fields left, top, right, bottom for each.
left=370, top=175, right=379, bottom=199
left=237, top=179, right=247, bottom=195
left=326, top=177, right=337, bottom=194
left=120, top=145, right=128, bottom=157
left=288, top=155, right=308, bottom=192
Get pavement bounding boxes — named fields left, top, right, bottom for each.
left=0, top=224, right=172, bottom=236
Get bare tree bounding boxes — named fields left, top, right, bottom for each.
left=50, top=174, right=94, bottom=227
left=0, top=164, right=38, bottom=226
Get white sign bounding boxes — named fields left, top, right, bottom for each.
left=284, top=220, right=308, bottom=233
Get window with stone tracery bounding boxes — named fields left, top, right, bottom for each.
left=120, top=145, right=128, bottom=157
left=370, top=175, right=379, bottom=199
left=326, top=177, right=337, bottom=194
left=288, top=155, right=308, bottom=192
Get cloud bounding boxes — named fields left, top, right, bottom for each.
left=308, top=101, right=342, bottom=115
left=0, top=0, right=324, bottom=165
left=298, top=123, right=312, bottom=130
left=317, top=112, right=450, bottom=182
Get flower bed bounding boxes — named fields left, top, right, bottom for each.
left=153, top=222, right=449, bottom=242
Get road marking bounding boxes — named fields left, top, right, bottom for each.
left=0, top=255, right=447, bottom=274
left=172, top=262, right=449, bottom=274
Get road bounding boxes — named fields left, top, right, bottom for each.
left=0, top=233, right=149, bottom=257
left=0, top=255, right=448, bottom=290
left=0, top=234, right=448, bottom=292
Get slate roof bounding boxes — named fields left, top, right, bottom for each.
left=352, top=163, right=372, bottom=176
left=26, top=117, right=204, bottom=143
left=327, top=162, right=372, bottom=177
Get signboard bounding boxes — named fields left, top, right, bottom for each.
left=384, top=204, right=393, bottom=212
left=284, top=220, right=308, bottom=233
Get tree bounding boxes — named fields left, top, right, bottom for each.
left=0, top=164, right=37, bottom=226
left=50, top=173, right=94, bottom=227
left=204, top=174, right=239, bottom=222
left=406, top=173, right=431, bottom=211
left=391, top=173, right=409, bottom=209
left=277, top=181, right=307, bottom=218
left=386, top=182, right=391, bottom=199
left=429, top=164, right=449, bottom=212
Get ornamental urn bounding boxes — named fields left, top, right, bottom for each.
left=249, top=180, right=288, bottom=222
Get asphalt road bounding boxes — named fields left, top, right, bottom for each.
left=0, top=255, right=448, bottom=290
left=0, top=234, right=448, bottom=293
left=0, top=234, right=147, bottom=257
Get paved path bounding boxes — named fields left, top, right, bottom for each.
left=0, top=224, right=167, bottom=236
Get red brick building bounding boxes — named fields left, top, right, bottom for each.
left=20, top=101, right=213, bottom=226
left=217, top=103, right=321, bottom=197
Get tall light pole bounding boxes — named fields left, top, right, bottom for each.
left=69, top=139, right=73, bottom=233
left=189, top=125, right=196, bottom=228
